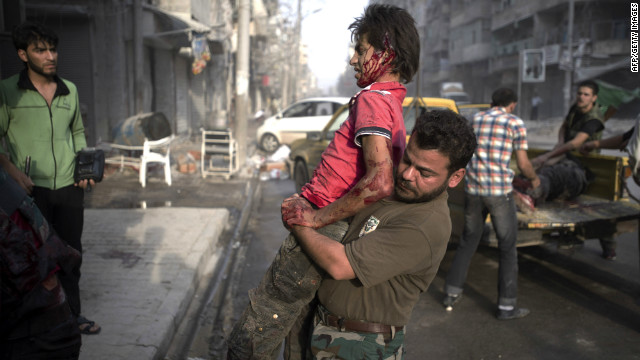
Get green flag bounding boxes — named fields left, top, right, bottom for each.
left=594, top=80, right=640, bottom=115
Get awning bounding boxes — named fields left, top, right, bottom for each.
left=574, top=58, right=630, bottom=82
left=142, top=4, right=223, bottom=50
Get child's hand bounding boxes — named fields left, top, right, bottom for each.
left=281, top=194, right=318, bottom=229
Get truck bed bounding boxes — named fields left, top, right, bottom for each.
left=518, top=195, right=640, bottom=231
left=449, top=150, right=640, bottom=247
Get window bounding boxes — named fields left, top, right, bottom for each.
left=283, top=102, right=314, bottom=118
left=315, top=102, right=333, bottom=116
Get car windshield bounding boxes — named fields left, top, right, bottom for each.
left=324, top=102, right=448, bottom=140
left=402, top=105, right=428, bottom=133
left=459, top=106, right=488, bottom=123
left=325, top=107, right=350, bottom=140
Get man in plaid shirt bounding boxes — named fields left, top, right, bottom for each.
left=442, top=88, right=540, bottom=320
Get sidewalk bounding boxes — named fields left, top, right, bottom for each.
left=77, top=140, right=259, bottom=359
left=78, top=207, right=229, bottom=360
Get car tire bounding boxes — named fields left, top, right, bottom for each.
left=294, top=159, right=309, bottom=194
left=260, top=133, right=280, bottom=153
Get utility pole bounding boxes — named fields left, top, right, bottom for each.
left=133, top=0, right=143, bottom=114
left=563, top=0, right=575, bottom=115
left=290, top=0, right=302, bottom=105
left=517, top=51, right=523, bottom=118
left=236, top=0, right=250, bottom=164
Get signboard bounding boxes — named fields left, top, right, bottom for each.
left=522, top=49, right=545, bottom=82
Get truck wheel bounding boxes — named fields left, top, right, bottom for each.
left=260, top=133, right=279, bottom=153
left=294, top=159, right=309, bottom=194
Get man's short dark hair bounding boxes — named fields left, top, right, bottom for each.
left=411, top=109, right=477, bottom=173
left=578, top=80, right=599, bottom=95
left=12, top=22, right=58, bottom=51
left=490, top=88, right=518, bottom=108
left=349, top=4, right=420, bottom=84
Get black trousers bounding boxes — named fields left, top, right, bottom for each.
left=32, top=185, right=85, bottom=316
left=0, top=304, right=81, bottom=360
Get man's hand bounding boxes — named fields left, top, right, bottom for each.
left=13, top=171, right=34, bottom=194
left=0, top=155, right=34, bottom=194
left=74, top=179, right=96, bottom=190
left=531, top=155, right=546, bottom=169
left=579, top=141, right=598, bottom=154
left=530, top=175, right=541, bottom=189
left=281, top=194, right=319, bottom=229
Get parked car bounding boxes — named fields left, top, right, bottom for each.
left=256, top=97, right=350, bottom=152
left=458, top=103, right=491, bottom=123
left=287, top=96, right=459, bottom=193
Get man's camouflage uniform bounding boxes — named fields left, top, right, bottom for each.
left=227, top=221, right=348, bottom=359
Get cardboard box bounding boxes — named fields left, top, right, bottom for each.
left=260, top=161, right=287, bottom=172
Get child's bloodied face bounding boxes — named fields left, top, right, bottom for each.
left=350, top=33, right=396, bottom=88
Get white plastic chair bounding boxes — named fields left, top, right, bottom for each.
left=139, top=135, right=174, bottom=188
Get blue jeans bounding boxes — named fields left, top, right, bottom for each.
left=445, top=192, right=519, bottom=307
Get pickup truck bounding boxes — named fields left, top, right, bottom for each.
left=448, top=149, right=640, bottom=248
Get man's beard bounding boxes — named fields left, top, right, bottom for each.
left=394, top=176, right=449, bottom=204
left=27, top=56, right=57, bottom=78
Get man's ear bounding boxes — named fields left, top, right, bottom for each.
left=17, top=49, right=27, bottom=63
left=447, top=168, right=466, bottom=188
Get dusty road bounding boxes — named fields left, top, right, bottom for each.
left=215, top=174, right=639, bottom=359
left=196, top=117, right=640, bottom=359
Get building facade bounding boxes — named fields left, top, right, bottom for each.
left=0, top=0, right=283, bottom=146
left=383, top=0, right=637, bottom=119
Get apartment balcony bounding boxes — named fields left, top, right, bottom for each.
left=424, top=38, right=450, bottom=54
left=450, top=43, right=492, bottom=65
left=592, top=39, right=630, bottom=56
left=250, top=16, right=270, bottom=38
left=492, top=0, right=568, bottom=31
left=489, top=53, right=519, bottom=73
left=494, top=37, right=535, bottom=56
left=424, top=68, right=452, bottom=84
left=450, top=1, right=491, bottom=28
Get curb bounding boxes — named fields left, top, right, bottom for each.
left=162, top=176, right=261, bottom=359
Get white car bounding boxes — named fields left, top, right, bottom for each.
left=256, top=97, right=350, bottom=152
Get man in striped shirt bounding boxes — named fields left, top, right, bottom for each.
left=443, top=88, right=540, bottom=320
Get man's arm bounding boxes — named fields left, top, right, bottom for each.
left=290, top=225, right=355, bottom=280
left=515, top=149, right=540, bottom=188
left=532, top=131, right=590, bottom=168
left=581, top=133, right=628, bottom=153
left=283, top=134, right=395, bottom=229
left=70, top=87, right=87, bottom=152
left=557, top=121, right=567, bottom=144
left=0, top=153, right=34, bottom=193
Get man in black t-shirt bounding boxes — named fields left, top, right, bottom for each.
left=530, top=80, right=604, bottom=200
left=529, top=80, right=617, bottom=259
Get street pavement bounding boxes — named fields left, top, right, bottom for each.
left=77, top=138, right=259, bottom=360
left=71, top=117, right=637, bottom=359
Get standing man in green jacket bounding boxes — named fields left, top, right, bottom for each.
left=0, top=21, right=101, bottom=335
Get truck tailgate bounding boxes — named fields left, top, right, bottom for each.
left=517, top=195, right=640, bottom=235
